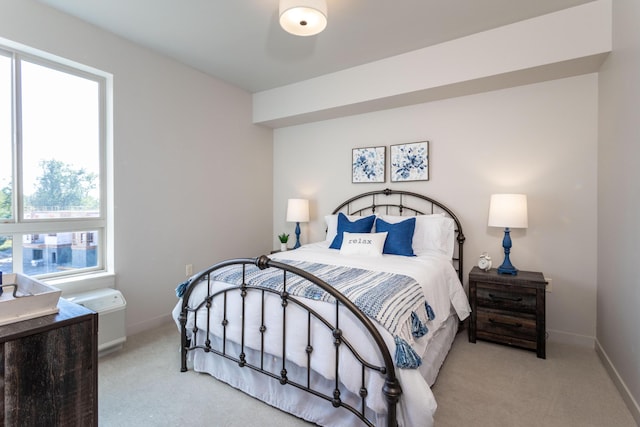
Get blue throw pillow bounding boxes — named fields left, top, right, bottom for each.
left=329, top=213, right=376, bottom=249
left=375, top=217, right=416, bottom=256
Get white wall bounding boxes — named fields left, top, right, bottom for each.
left=0, top=0, right=274, bottom=335
left=274, top=74, right=598, bottom=344
left=597, top=0, right=640, bottom=421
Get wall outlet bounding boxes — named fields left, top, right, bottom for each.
left=545, top=277, right=552, bottom=292
left=186, top=264, right=193, bottom=277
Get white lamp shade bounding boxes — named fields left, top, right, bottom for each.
left=279, top=0, right=327, bottom=36
left=286, top=199, right=309, bottom=222
left=488, top=194, right=528, bottom=228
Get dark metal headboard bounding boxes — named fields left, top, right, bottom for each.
left=332, top=188, right=465, bottom=283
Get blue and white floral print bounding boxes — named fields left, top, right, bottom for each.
left=391, top=142, right=429, bottom=182
left=352, top=146, right=385, bottom=183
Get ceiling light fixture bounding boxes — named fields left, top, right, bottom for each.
left=279, top=0, right=328, bottom=37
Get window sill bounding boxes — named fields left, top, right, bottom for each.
left=45, top=271, right=116, bottom=296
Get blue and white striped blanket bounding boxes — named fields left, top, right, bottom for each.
left=208, top=259, right=435, bottom=369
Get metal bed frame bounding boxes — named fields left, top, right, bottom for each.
left=332, top=188, right=465, bottom=283
left=178, top=189, right=465, bottom=427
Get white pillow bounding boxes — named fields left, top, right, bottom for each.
left=339, top=232, right=388, bottom=256
left=325, top=214, right=375, bottom=242
left=379, top=213, right=455, bottom=258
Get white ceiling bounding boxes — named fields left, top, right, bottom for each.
left=37, top=0, right=594, bottom=93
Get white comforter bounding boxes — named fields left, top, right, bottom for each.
left=173, top=242, right=470, bottom=427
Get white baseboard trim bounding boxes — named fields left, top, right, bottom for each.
left=547, top=328, right=595, bottom=348
left=595, top=339, right=640, bottom=425
left=127, top=313, right=173, bottom=337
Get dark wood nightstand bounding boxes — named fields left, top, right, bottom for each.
left=0, top=298, right=98, bottom=425
left=468, top=266, right=547, bottom=359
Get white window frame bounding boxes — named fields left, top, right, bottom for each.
left=0, top=41, right=114, bottom=288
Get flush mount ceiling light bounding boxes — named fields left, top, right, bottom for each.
left=279, top=0, right=328, bottom=36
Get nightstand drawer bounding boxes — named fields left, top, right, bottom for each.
left=476, top=310, right=537, bottom=340
left=476, top=283, right=536, bottom=314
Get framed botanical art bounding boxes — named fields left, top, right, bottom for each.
left=390, top=141, right=429, bottom=182
left=352, top=146, right=385, bottom=183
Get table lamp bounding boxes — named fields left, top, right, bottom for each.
left=286, top=198, right=309, bottom=249
left=488, top=194, right=528, bottom=275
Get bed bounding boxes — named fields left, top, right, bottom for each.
left=173, top=189, right=471, bottom=427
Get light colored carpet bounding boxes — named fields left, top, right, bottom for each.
left=98, top=322, right=636, bottom=427
left=432, top=334, right=637, bottom=427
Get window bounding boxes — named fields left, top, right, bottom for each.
left=0, top=45, right=109, bottom=280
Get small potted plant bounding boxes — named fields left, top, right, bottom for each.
left=278, top=233, right=289, bottom=252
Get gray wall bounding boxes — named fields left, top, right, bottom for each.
left=598, top=0, right=640, bottom=421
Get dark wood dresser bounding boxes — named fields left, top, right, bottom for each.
left=468, top=266, right=547, bottom=359
left=0, top=298, right=98, bottom=426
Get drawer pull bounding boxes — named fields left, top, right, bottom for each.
left=489, top=318, right=523, bottom=328
left=488, top=293, right=523, bottom=303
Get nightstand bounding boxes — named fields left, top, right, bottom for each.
left=468, top=266, right=547, bottom=359
left=1, top=298, right=98, bottom=424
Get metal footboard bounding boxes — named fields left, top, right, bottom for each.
left=178, top=255, right=401, bottom=427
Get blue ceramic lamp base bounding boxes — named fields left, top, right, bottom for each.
left=293, top=221, right=301, bottom=249
left=497, top=227, right=518, bottom=275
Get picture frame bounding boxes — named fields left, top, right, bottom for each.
left=352, top=146, right=386, bottom=183
left=390, top=141, right=429, bottom=182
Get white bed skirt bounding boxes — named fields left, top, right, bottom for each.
left=181, top=313, right=459, bottom=427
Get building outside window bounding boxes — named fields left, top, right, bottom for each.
left=0, top=45, right=110, bottom=280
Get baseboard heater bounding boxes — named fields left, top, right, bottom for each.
left=64, top=288, right=127, bottom=356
